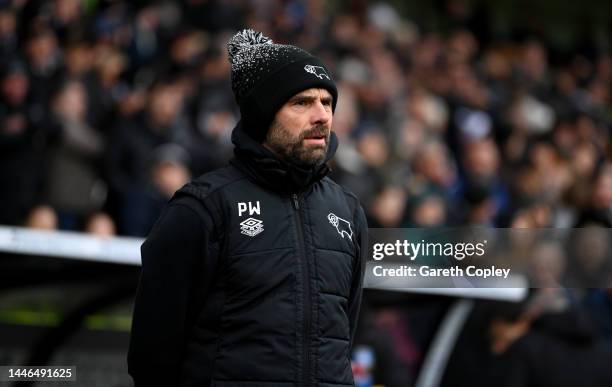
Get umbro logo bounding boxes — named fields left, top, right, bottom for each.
left=240, top=217, right=264, bottom=237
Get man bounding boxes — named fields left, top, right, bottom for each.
left=128, top=29, right=368, bottom=386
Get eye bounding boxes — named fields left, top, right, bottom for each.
left=291, top=98, right=307, bottom=107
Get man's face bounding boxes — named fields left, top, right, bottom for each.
left=264, top=88, right=333, bottom=168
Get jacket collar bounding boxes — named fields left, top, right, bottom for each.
left=230, top=121, right=338, bottom=194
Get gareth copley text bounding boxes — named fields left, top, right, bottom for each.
left=372, top=265, right=511, bottom=279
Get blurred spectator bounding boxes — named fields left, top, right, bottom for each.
left=151, top=156, right=191, bottom=198
left=0, top=60, right=47, bottom=225
left=0, top=6, right=18, bottom=68
left=60, top=40, right=113, bottom=130
left=24, top=25, right=62, bottom=105
left=45, top=80, right=107, bottom=229
left=353, top=305, right=415, bottom=387
left=369, top=185, right=407, bottom=227
left=565, top=226, right=612, bottom=289
left=405, top=190, right=447, bottom=227
left=411, top=140, right=456, bottom=191
left=107, top=79, right=193, bottom=235
left=584, top=289, right=612, bottom=343
left=24, top=205, right=58, bottom=230
left=455, top=137, right=510, bottom=224
left=357, top=129, right=390, bottom=169
left=443, top=296, right=612, bottom=387
left=577, top=163, right=612, bottom=226
left=84, top=211, right=117, bottom=237
left=51, top=0, right=87, bottom=43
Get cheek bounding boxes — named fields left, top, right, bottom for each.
left=278, top=113, right=307, bottom=136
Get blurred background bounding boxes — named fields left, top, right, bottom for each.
left=0, top=0, right=612, bottom=386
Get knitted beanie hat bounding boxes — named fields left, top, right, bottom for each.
left=227, top=29, right=338, bottom=142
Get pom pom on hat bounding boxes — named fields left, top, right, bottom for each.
left=227, top=29, right=273, bottom=63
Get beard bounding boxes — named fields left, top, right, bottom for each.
left=265, top=119, right=330, bottom=168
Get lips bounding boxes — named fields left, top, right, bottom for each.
left=304, top=133, right=326, bottom=140
left=303, top=132, right=327, bottom=146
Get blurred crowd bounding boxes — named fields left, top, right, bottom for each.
left=1, top=0, right=612, bottom=386
left=1, top=0, right=611, bottom=236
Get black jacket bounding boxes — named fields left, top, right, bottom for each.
left=128, top=123, right=367, bottom=386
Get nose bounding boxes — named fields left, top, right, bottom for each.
left=311, top=98, right=332, bottom=126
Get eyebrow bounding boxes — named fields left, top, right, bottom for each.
left=290, top=94, right=333, bottom=104
left=320, top=95, right=333, bottom=104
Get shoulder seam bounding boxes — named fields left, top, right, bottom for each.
left=168, top=196, right=224, bottom=228
left=322, top=176, right=360, bottom=203
left=183, top=166, right=249, bottom=201
left=168, top=200, right=206, bottom=216
left=205, top=174, right=248, bottom=198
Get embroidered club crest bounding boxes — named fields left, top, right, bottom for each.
left=328, top=213, right=353, bottom=240
left=304, top=64, right=330, bottom=80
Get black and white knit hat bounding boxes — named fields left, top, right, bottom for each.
left=227, top=29, right=338, bottom=141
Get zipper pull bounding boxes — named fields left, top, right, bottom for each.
left=292, top=194, right=300, bottom=210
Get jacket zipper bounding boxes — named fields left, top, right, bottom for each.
left=292, top=193, right=311, bottom=386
